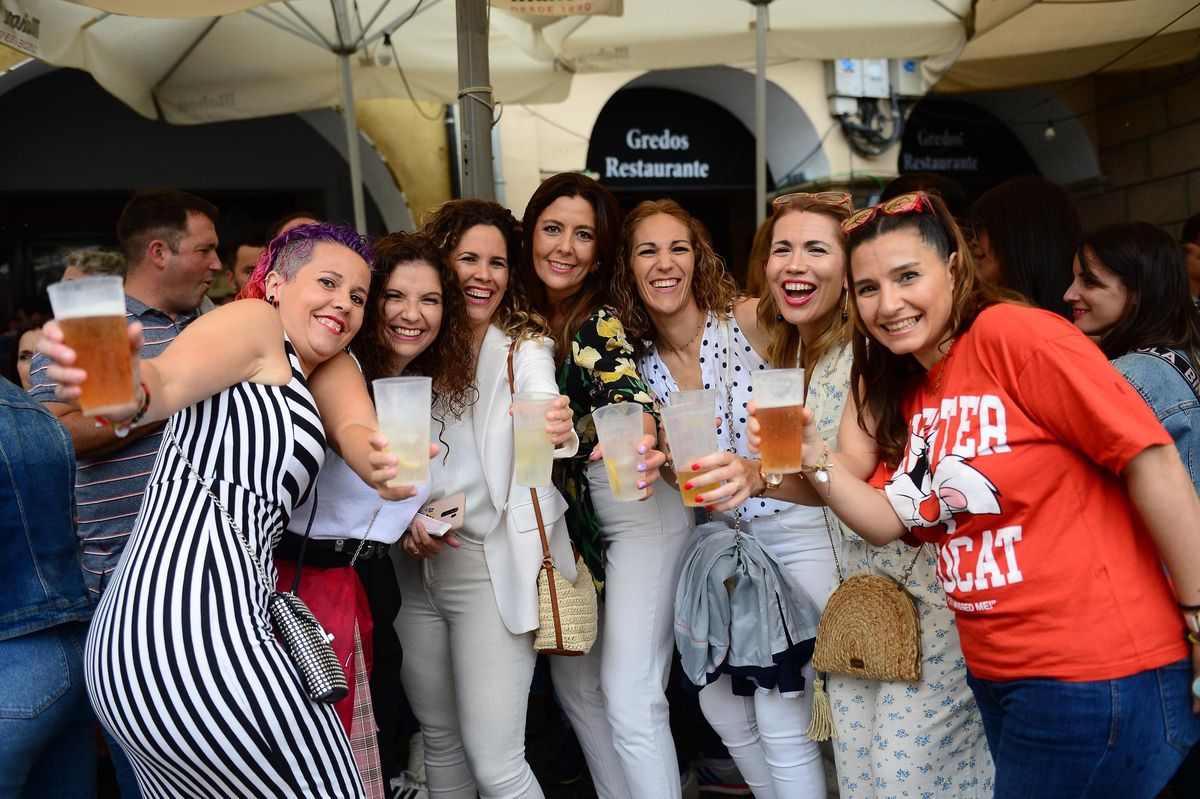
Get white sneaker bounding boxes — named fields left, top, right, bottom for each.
left=389, top=771, right=428, bottom=799
left=406, top=732, right=427, bottom=783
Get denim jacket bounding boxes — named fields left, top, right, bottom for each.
left=0, top=377, right=92, bottom=640
left=1112, top=349, right=1200, bottom=494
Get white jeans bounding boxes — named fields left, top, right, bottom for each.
left=698, top=509, right=836, bottom=799
left=551, top=461, right=693, bottom=799
left=394, top=538, right=544, bottom=799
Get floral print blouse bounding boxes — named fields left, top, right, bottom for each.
left=553, top=307, right=657, bottom=589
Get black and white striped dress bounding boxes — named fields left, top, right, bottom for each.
left=85, top=339, right=365, bottom=798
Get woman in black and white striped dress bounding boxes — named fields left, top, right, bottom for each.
left=40, top=223, right=418, bottom=797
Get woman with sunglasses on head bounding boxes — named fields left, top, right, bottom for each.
left=394, top=200, right=576, bottom=799
left=624, top=195, right=831, bottom=797
left=271, top=232, right=476, bottom=797
left=39, top=223, right=421, bottom=797
left=667, top=193, right=991, bottom=797
left=748, top=191, right=1200, bottom=799
left=512, top=173, right=682, bottom=799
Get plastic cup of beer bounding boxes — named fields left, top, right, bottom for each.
left=753, top=367, right=805, bottom=474
left=372, top=376, right=432, bottom=486
left=46, top=276, right=134, bottom=417
left=662, top=393, right=719, bottom=507
left=592, top=402, right=648, bottom=502
left=512, top=390, right=558, bottom=487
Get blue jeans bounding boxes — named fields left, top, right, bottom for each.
left=0, top=623, right=95, bottom=799
left=967, top=658, right=1200, bottom=799
left=102, top=727, right=143, bottom=798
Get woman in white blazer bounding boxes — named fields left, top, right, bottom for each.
left=395, top=200, right=577, bottom=799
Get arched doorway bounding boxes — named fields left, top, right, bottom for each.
left=586, top=68, right=826, bottom=286
left=587, top=86, right=761, bottom=282
left=898, top=96, right=1040, bottom=204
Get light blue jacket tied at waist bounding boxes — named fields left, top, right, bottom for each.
left=674, top=521, right=821, bottom=695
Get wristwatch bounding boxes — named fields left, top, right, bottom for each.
left=757, top=466, right=783, bottom=496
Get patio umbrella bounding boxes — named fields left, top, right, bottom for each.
left=940, top=0, right=1200, bottom=92
left=5, top=0, right=974, bottom=225
left=3, top=0, right=575, bottom=229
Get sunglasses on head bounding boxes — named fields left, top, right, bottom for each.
left=841, top=191, right=935, bottom=235
left=772, top=191, right=853, bottom=212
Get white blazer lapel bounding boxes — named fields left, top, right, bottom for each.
left=474, top=325, right=512, bottom=512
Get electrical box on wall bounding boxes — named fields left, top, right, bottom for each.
left=825, top=59, right=863, bottom=116
left=826, top=58, right=894, bottom=115
left=860, top=59, right=890, bottom=99
left=826, top=58, right=919, bottom=159
left=827, top=58, right=864, bottom=97
left=889, top=58, right=926, bottom=99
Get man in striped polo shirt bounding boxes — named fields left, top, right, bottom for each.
left=29, top=188, right=221, bottom=600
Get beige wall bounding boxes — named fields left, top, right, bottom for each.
left=0, top=44, right=27, bottom=72
left=355, top=98, right=453, bottom=226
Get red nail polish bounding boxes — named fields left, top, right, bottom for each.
left=706, top=504, right=716, bottom=511
left=684, top=482, right=694, bottom=490
left=694, top=495, right=704, bottom=503
left=691, top=463, right=700, bottom=471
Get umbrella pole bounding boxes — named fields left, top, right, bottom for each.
left=753, top=0, right=771, bottom=226
left=456, top=0, right=495, bottom=201
left=338, top=50, right=367, bottom=233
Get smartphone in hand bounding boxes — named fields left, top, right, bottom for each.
left=420, top=493, right=466, bottom=536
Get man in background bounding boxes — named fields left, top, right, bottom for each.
left=221, top=233, right=264, bottom=300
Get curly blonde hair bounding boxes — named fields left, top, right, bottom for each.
left=618, top=199, right=743, bottom=344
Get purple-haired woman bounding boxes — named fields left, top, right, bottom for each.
left=39, top=223, right=422, bottom=798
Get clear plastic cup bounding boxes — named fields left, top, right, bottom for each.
left=46, top=276, right=134, bottom=417
left=662, top=396, right=719, bottom=507
left=669, top=388, right=717, bottom=409
left=592, top=402, right=647, bottom=502
left=372, top=376, right=432, bottom=486
left=753, top=367, right=806, bottom=474
left=512, top=390, right=558, bottom=487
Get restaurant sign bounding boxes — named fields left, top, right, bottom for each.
left=586, top=87, right=756, bottom=190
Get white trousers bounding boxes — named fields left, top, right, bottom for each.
left=394, top=538, right=544, bottom=799
left=698, top=510, right=836, bottom=799
left=551, top=461, right=693, bottom=799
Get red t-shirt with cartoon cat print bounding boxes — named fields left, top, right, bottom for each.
left=869, top=303, right=1185, bottom=682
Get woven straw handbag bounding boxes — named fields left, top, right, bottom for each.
left=811, top=510, right=924, bottom=682
left=533, top=536, right=598, bottom=655
left=507, top=342, right=598, bottom=656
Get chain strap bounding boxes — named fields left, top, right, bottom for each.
left=820, top=490, right=923, bottom=587
left=165, top=419, right=275, bottom=591
left=348, top=505, right=384, bottom=568
left=717, top=316, right=743, bottom=537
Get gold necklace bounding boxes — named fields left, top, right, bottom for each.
left=930, top=337, right=956, bottom=394
left=661, top=316, right=705, bottom=355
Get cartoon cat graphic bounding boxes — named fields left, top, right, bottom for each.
left=886, top=430, right=1002, bottom=535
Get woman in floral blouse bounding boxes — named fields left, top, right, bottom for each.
left=512, top=173, right=692, bottom=799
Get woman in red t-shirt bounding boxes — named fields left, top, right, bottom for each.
left=749, top=191, right=1200, bottom=799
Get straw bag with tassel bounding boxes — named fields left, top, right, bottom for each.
left=807, top=508, right=924, bottom=741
